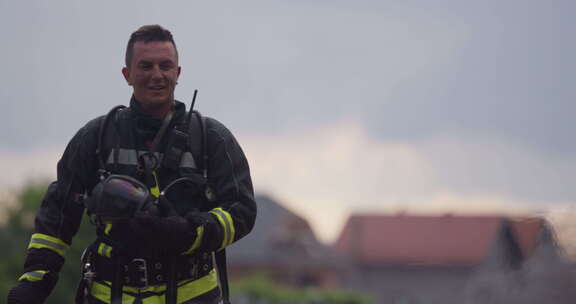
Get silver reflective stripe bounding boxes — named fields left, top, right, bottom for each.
left=31, top=237, right=67, bottom=252
left=106, top=149, right=162, bottom=166
left=180, top=152, right=197, bottom=169
left=106, top=148, right=138, bottom=166
left=24, top=271, right=44, bottom=279
left=211, top=209, right=233, bottom=247
left=106, top=149, right=196, bottom=169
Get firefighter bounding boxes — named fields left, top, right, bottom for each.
left=7, top=24, right=256, bottom=304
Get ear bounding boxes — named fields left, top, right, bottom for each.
left=122, top=67, right=132, bottom=85
left=175, top=66, right=182, bottom=85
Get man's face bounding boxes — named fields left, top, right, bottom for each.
left=122, top=41, right=181, bottom=110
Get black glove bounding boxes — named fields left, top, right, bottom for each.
left=109, top=214, right=198, bottom=256
left=7, top=273, right=57, bottom=304
left=131, top=214, right=198, bottom=255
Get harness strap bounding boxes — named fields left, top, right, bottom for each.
left=166, top=257, right=177, bottom=304
left=96, top=105, right=127, bottom=179
left=215, top=250, right=230, bottom=304
left=111, top=257, right=124, bottom=304
left=150, top=111, right=174, bottom=154
left=187, top=112, right=231, bottom=303
left=163, top=110, right=205, bottom=174
left=187, top=111, right=204, bottom=168
left=140, top=110, right=175, bottom=197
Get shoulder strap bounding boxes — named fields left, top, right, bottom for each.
left=96, top=105, right=126, bottom=179
left=186, top=113, right=232, bottom=303
left=162, top=110, right=205, bottom=173
left=186, top=110, right=208, bottom=174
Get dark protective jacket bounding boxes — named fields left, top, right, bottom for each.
left=16, top=97, right=257, bottom=303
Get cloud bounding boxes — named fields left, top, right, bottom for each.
left=240, top=121, right=576, bottom=242
left=0, top=147, right=61, bottom=189
left=2, top=0, right=576, bottom=244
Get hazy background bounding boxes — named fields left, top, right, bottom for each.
left=1, top=0, right=575, bottom=243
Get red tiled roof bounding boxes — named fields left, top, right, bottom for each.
left=334, top=214, right=544, bottom=266
left=510, top=217, right=545, bottom=257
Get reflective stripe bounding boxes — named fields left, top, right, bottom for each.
left=90, top=269, right=218, bottom=304
left=104, top=223, right=113, bottom=235
left=98, top=243, right=113, bottom=258
left=18, top=270, right=48, bottom=282
left=182, top=226, right=205, bottom=255
left=217, top=208, right=235, bottom=247
left=28, top=233, right=70, bottom=256
left=107, top=149, right=197, bottom=169
left=179, top=152, right=197, bottom=169
left=210, top=210, right=228, bottom=250
left=209, top=208, right=235, bottom=249
left=150, top=170, right=160, bottom=198
left=106, top=149, right=156, bottom=166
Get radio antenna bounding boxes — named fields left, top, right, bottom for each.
left=186, top=89, right=198, bottom=124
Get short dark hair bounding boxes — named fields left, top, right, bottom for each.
left=125, top=25, right=178, bottom=67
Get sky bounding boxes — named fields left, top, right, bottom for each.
left=1, top=0, right=575, bottom=243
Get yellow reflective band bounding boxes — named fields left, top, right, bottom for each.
left=90, top=269, right=218, bottom=304
left=220, top=209, right=235, bottom=245
left=104, top=223, right=113, bottom=235
left=150, top=170, right=160, bottom=198
left=18, top=270, right=48, bottom=282
left=98, top=243, right=113, bottom=258
left=28, top=233, right=70, bottom=257
left=182, top=226, right=205, bottom=255
left=209, top=210, right=228, bottom=250
left=210, top=208, right=235, bottom=249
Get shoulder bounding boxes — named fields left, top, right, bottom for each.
left=201, top=115, right=248, bottom=159
left=82, top=114, right=106, bottom=133
left=74, top=114, right=106, bottom=143
left=68, top=105, right=129, bottom=151
left=77, top=106, right=132, bottom=140
left=59, top=114, right=107, bottom=168
left=203, top=115, right=236, bottom=141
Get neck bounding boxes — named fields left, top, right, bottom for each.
left=138, top=100, right=174, bottom=119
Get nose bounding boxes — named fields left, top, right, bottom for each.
left=150, top=65, right=163, bottom=80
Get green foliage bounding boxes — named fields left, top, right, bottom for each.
left=0, top=181, right=95, bottom=304
left=231, top=273, right=372, bottom=304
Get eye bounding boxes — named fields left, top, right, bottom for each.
left=138, top=62, right=153, bottom=70
left=160, top=63, right=174, bottom=71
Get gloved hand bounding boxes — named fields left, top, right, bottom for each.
left=130, top=214, right=198, bottom=255
left=7, top=273, right=57, bottom=304
left=109, top=211, right=199, bottom=256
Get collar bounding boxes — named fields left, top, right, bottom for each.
left=129, top=96, right=187, bottom=143
left=129, top=95, right=187, bottom=124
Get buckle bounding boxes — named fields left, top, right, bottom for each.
left=128, top=258, right=148, bottom=288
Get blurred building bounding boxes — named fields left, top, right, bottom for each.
left=227, top=196, right=574, bottom=303
left=227, top=195, right=348, bottom=288
left=334, top=214, right=569, bottom=304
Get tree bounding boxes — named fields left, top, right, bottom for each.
left=0, top=181, right=94, bottom=303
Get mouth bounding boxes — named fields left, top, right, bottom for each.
left=148, top=85, right=166, bottom=91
